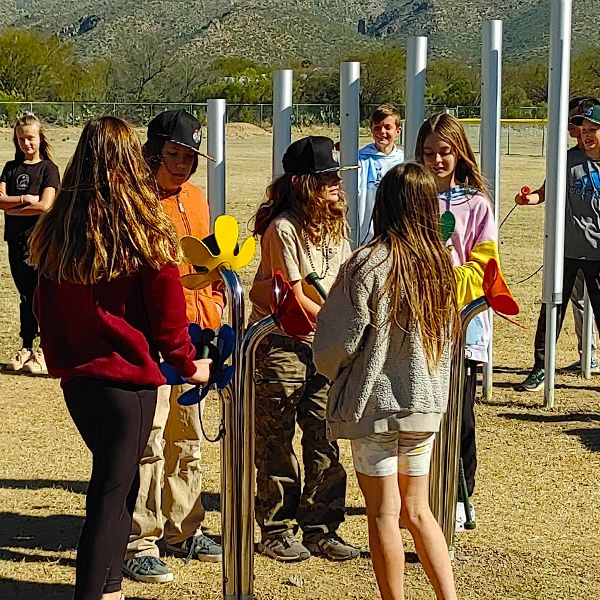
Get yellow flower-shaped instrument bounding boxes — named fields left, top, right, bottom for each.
left=180, top=214, right=256, bottom=290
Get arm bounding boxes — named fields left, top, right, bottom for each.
left=453, top=200, right=499, bottom=307
left=0, top=182, right=39, bottom=211
left=5, top=186, right=56, bottom=215
left=141, top=263, right=210, bottom=383
left=290, top=279, right=321, bottom=323
left=313, top=269, right=371, bottom=380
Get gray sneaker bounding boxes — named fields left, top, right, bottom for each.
left=165, top=533, right=222, bottom=563
left=303, top=533, right=359, bottom=561
left=257, top=533, right=311, bottom=562
left=515, top=367, right=544, bottom=392
left=122, top=556, right=173, bottom=583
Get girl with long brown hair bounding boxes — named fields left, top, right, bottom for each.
left=313, top=162, right=459, bottom=600
left=416, top=112, right=499, bottom=531
left=29, top=116, right=211, bottom=600
left=249, top=136, right=359, bottom=562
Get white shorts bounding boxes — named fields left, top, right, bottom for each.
left=351, top=431, right=436, bottom=477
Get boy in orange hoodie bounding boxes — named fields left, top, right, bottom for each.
left=124, top=110, right=224, bottom=583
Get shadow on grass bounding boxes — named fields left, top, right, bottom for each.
left=499, top=411, right=600, bottom=424
left=0, top=479, right=87, bottom=494
left=564, top=428, right=600, bottom=452
left=0, top=579, right=145, bottom=600
left=0, top=512, right=82, bottom=552
left=0, top=547, right=76, bottom=568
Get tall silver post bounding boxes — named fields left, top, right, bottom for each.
left=543, top=0, right=572, bottom=408
left=340, top=61, right=360, bottom=248
left=207, top=98, right=227, bottom=227
left=272, top=69, right=293, bottom=178
left=404, top=36, right=427, bottom=161
left=219, top=267, right=247, bottom=600
left=480, top=20, right=503, bottom=402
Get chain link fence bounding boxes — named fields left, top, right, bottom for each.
left=0, top=101, right=549, bottom=156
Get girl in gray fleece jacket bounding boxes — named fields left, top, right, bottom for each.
left=313, top=162, right=459, bottom=600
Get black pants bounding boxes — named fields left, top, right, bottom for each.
left=459, top=359, right=478, bottom=500
left=7, top=237, right=39, bottom=347
left=63, top=378, right=157, bottom=600
left=534, top=258, right=600, bottom=368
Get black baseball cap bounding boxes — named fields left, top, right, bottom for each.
left=282, top=136, right=358, bottom=175
left=147, top=109, right=213, bottom=160
left=570, top=104, right=600, bottom=126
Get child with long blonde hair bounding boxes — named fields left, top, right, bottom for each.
left=29, top=116, right=211, bottom=600
left=314, top=162, right=459, bottom=600
left=249, top=136, right=358, bottom=562
left=0, top=112, right=59, bottom=373
left=415, top=112, right=499, bottom=530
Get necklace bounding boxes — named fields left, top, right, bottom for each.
left=303, top=230, right=330, bottom=279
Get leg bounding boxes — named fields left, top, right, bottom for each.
left=64, top=379, right=157, bottom=600
left=399, top=471, right=457, bottom=600
left=356, top=472, right=405, bottom=600
left=162, top=383, right=205, bottom=546
left=7, top=237, right=39, bottom=348
left=254, top=335, right=304, bottom=537
left=127, top=384, right=170, bottom=559
left=571, top=269, right=586, bottom=358
left=296, top=364, right=347, bottom=541
left=459, top=359, right=478, bottom=498
left=353, top=431, right=407, bottom=600
left=580, top=261, right=600, bottom=336
left=533, top=259, right=579, bottom=366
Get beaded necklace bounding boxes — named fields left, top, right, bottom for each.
left=302, top=230, right=330, bottom=279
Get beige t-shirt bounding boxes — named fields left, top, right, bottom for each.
left=249, top=213, right=352, bottom=325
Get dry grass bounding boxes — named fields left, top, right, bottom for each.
left=0, top=127, right=599, bottom=600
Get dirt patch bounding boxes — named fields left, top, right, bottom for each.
left=226, top=122, right=270, bottom=139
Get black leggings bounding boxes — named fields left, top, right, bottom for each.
left=7, top=237, right=39, bottom=348
left=460, top=359, right=478, bottom=499
left=63, top=378, right=157, bottom=600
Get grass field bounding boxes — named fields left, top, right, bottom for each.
left=0, top=125, right=599, bottom=600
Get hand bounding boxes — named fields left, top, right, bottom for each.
left=514, top=191, right=530, bottom=205
left=187, top=358, right=212, bottom=384
left=22, top=194, right=39, bottom=204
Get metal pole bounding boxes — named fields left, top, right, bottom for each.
left=219, top=267, right=246, bottom=600
left=480, top=20, right=503, bottom=402
left=582, top=284, right=593, bottom=379
left=404, top=36, right=427, bottom=161
left=543, top=0, right=572, bottom=408
left=207, top=99, right=227, bottom=227
left=429, top=296, right=489, bottom=555
left=340, top=61, right=360, bottom=248
left=272, top=69, right=293, bottom=178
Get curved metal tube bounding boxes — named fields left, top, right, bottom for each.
left=429, top=296, right=489, bottom=555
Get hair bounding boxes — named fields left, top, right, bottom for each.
left=252, top=172, right=347, bottom=245
left=569, top=96, right=600, bottom=112
left=13, top=113, right=54, bottom=162
left=142, top=136, right=199, bottom=178
left=29, top=116, right=182, bottom=284
left=415, top=113, right=489, bottom=196
left=370, top=103, right=402, bottom=128
left=347, top=162, right=459, bottom=368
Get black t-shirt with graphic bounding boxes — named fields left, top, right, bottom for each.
left=565, top=147, right=600, bottom=260
left=0, top=159, right=60, bottom=241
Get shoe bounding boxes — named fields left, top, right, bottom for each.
left=22, top=348, right=47, bottom=375
left=562, top=358, right=599, bottom=372
left=122, top=556, right=173, bottom=583
left=455, top=501, right=476, bottom=532
left=165, top=533, right=222, bottom=563
left=5, top=348, right=33, bottom=371
left=303, top=532, right=359, bottom=561
left=257, top=533, right=311, bottom=562
left=515, top=366, right=544, bottom=392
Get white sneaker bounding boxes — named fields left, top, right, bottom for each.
left=455, top=501, right=476, bottom=532
left=23, top=348, right=47, bottom=375
left=6, top=348, right=33, bottom=371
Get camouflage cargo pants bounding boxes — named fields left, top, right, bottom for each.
left=254, top=334, right=347, bottom=542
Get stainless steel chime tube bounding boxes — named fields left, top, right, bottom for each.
left=429, top=296, right=489, bottom=556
